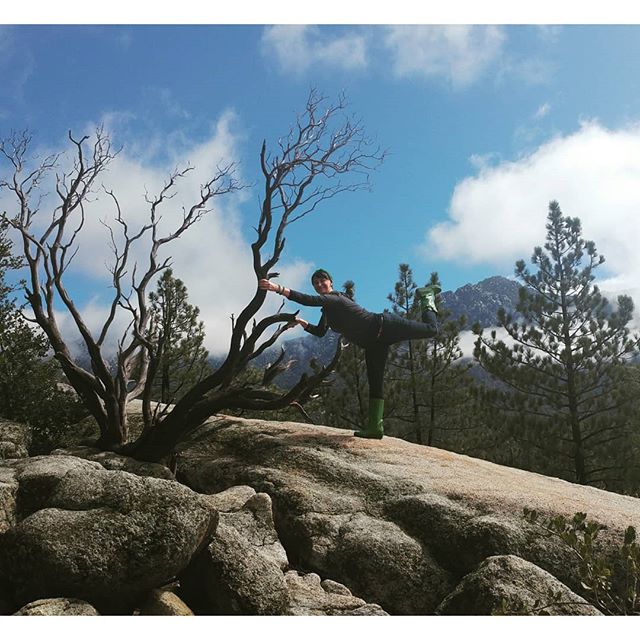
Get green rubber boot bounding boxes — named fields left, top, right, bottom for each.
left=354, top=398, right=384, bottom=439
left=415, top=284, right=441, bottom=315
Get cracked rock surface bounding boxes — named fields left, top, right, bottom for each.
left=2, top=407, right=639, bottom=616
left=176, top=414, right=640, bottom=615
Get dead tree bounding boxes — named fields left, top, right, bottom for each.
left=1, top=127, right=240, bottom=448
left=130, top=90, right=385, bottom=460
left=1, top=90, right=384, bottom=461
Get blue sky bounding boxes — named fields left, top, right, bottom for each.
left=4, top=14, right=640, bottom=355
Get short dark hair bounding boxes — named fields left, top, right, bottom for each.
left=311, top=269, right=332, bottom=284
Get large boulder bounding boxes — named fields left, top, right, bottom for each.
left=0, top=455, right=218, bottom=613
left=0, top=464, right=18, bottom=613
left=384, top=493, right=531, bottom=573
left=436, top=555, right=603, bottom=615
left=0, top=419, right=31, bottom=459
left=8, top=455, right=104, bottom=518
left=205, top=486, right=289, bottom=571
left=176, top=414, right=640, bottom=615
left=180, top=522, right=289, bottom=615
left=182, top=484, right=387, bottom=616
left=321, top=512, right=455, bottom=614
left=13, top=598, right=99, bottom=616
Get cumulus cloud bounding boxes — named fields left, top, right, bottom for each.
left=261, top=25, right=367, bottom=75
left=424, top=120, right=640, bottom=322
left=383, top=25, right=506, bottom=88
left=1, top=112, right=313, bottom=357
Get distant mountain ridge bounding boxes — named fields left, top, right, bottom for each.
left=440, top=275, right=521, bottom=328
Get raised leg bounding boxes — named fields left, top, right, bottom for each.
left=379, top=311, right=438, bottom=344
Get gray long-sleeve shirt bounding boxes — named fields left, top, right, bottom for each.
left=287, top=289, right=381, bottom=347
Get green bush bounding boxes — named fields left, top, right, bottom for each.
left=518, top=509, right=639, bottom=615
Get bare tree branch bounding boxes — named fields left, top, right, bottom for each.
left=1, top=126, right=241, bottom=449
left=2, top=91, right=383, bottom=461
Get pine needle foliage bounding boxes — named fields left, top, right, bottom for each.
left=474, top=201, right=640, bottom=486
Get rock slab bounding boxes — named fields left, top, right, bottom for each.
left=176, top=414, right=640, bottom=615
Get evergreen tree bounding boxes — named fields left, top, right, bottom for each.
left=147, top=269, right=212, bottom=404
left=421, top=299, right=474, bottom=447
left=385, top=264, right=426, bottom=442
left=474, top=201, right=639, bottom=487
left=386, top=267, right=474, bottom=446
left=0, top=217, right=39, bottom=420
left=0, top=219, right=85, bottom=452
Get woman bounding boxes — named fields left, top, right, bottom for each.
left=258, top=269, right=440, bottom=439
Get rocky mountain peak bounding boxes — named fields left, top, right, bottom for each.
left=440, top=275, right=520, bottom=328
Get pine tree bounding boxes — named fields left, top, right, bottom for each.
left=147, top=269, right=212, bottom=404
left=385, top=264, right=426, bottom=442
left=420, top=290, right=474, bottom=447
left=386, top=266, right=474, bottom=446
left=0, top=219, right=85, bottom=452
left=474, top=201, right=639, bottom=486
left=0, top=217, right=44, bottom=420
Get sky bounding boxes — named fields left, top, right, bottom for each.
left=3, top=5, right=640, bottom=357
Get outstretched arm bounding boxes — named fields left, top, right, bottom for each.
left=259, top=278, right=309, bottom=329
left=258, top=279, right=329, bottom=333
left=258, top=278, right=291, bottom=298
left=259, top=279, right=326, bottom=307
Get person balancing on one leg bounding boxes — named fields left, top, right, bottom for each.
left=258, top=269, right=440, bottom=439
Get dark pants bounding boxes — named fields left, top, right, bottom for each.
left=365, top=311, right=438, bottom=399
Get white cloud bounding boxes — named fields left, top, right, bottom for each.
left=144, top=87, right=191, bottom=121
left=510, top=103, right=554, bottom=150
left=469, top=152, right=502, bottom=171
left=458, top=326, right=515, bottom=359
left=1, top=112, right=313, bottom=357
left=383, top=25, right=506, bottom=88
left=424, top=120, right=640, bottom=319
left=261, top=26, right=367, bottom=75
